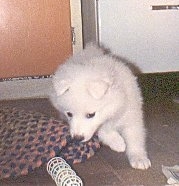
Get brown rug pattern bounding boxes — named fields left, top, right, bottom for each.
left=0, top=108, right=100, bottom=179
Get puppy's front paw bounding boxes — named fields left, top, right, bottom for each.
left=129, top=156, right=151, bottom=170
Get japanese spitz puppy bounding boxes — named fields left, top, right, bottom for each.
left=50, top=45, right=151, bottom=170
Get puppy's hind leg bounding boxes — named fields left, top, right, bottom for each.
left=98, top=127, right=126, bottom=152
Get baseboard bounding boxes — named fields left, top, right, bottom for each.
left=0, top=76, right=53, bottom=100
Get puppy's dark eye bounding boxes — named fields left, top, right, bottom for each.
left=67, top=112, right=73, bottom=117
left=86, top=112, right=95, bottom=119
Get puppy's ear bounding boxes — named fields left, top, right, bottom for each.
left=53, top=79, right=70, bottom=96
left=87, top=80, right=109, bottom=99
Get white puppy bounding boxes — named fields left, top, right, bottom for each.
left=50, top=45, right=151, bottom=170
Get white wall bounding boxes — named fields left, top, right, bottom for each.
left=98, top=0, right=179, bottom=73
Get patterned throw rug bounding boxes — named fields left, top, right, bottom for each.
left=0, top=108, right=100, bottom=179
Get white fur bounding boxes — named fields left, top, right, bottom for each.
left=50, top=45, right=151, bottom=170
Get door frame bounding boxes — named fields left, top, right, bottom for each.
left=70, top=0, right=83, bottom=53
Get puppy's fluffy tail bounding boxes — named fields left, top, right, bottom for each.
left=82, top=43, right=104, bottom=59
left=67, top=43, right=104, bottom=65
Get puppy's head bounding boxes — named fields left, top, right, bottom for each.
left=52, top=77, right=119, bottom=141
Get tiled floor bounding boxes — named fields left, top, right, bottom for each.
left=0, top=73, right=179, bottom=186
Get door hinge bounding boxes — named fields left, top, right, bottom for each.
left=71, top=27, right=76, bottom=45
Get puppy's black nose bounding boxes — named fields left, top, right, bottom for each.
left=73, top=135, right=85, bottom=142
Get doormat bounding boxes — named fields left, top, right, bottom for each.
left=0, top=107, right=100, bottom=179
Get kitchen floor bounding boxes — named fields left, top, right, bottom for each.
left=0, top=73, right=178, bottom=186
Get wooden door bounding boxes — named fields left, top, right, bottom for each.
left=0, top=0, right=72, bottom=78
